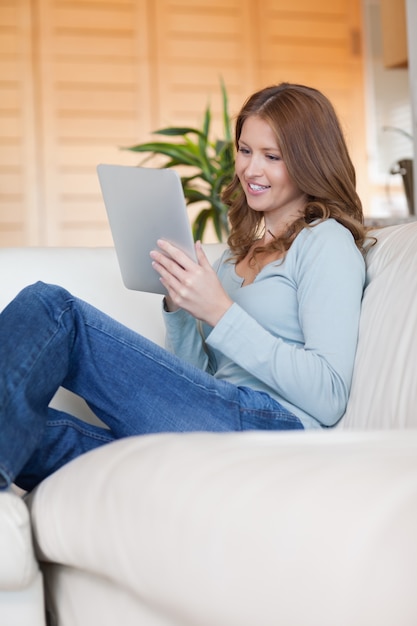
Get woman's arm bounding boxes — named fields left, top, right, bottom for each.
left=163, top=306, right=212, bottom=372
left=206, top=224, right=366, bottom=426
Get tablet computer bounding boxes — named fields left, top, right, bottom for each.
left=97, top=164, right=196, bottom=294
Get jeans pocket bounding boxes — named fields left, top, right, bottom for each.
left=240, top=409, right=304, bottom=431
left=237, top=386, right=304, bottom=431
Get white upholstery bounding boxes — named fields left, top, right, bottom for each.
left=29, top=430, right=417, bottom=626
left=0, top=492, right=45, bottom=626
left=0, top=492, right=38, bottom=589
left=342, top=223, right=417, bottom=428
left=1, top=226, right=417, bottom=625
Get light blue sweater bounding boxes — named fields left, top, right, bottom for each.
left=163, top=219, right=366, bottom=428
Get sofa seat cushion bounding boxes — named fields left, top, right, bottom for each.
left=28, top=429, right=417, bottom=626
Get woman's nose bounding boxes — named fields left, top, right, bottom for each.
left=245, top=155, right=263, bottom=177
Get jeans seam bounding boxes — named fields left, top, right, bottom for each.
left=45, top=419, right=114, bottom=443
left=84, top=321, right=235, bottom=400
left=239, top=407, right=300, bottom=421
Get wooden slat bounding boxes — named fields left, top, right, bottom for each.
left=263, top=0, right=346, bottom=14
left=53, top=33, right=137, bottom=57
left=0, top=0, right=39, bottom=245
left=55, top=87, right=138, bottom=113
left=53, top=4, right=136, bottom=31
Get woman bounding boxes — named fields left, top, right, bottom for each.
left=0, top=83, right=368, bottom=492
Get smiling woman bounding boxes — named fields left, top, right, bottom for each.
left=1, top=82, right=369, bottom=493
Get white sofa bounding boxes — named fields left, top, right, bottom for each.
left=1, top=223, right=417, bottom=626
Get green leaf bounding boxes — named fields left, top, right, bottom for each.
left=212, top=210, right=224, bottom=242
left=125, top=142, right=203, bottom=168
left=193, top=208, right=212, bottom=241
left=154, top=126, right=204, bottom=138
left=183, top=188, right=210, bottom=204
left=202, top=105, right=211, bottom=140
left=220, top=77, right=232, bottom=143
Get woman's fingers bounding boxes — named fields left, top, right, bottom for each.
left=150, top=239, right=203, bottom=284
left=150, top=251, right=182, bottom=282
left=194, top=240, right=212, bottom=268
left=157, top=239, right=196, bottom=270
left=150, top=240, right=197, bottom=294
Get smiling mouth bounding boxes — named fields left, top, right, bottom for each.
left=248, top=183, right=270, bottom=191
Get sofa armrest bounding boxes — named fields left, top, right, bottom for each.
left=0, top=492, right=39, bottom=589
left=0, top=491, right=46, bottom=625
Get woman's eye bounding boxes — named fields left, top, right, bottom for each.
left=238, top=147, right=250, bottom=154
left=267, top=154, right=281, bottom=161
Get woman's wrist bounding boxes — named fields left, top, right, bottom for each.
left=163, top=296, right=179, bottom=313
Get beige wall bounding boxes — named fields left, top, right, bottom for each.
left=0, top=0, right=367, bottom=246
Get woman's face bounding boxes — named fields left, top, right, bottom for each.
left=235, top=115, right=306, bottom=228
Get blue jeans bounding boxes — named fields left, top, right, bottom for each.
left=0, top=282, right=303, bottom=491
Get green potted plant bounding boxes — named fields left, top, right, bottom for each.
left=124, top=82, right=235, bottom=241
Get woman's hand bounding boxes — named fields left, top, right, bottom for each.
left=150, top=240, right=233, bottom=326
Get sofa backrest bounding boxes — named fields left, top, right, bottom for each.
left=0, top=247, right=166, bottom=344
left=2, top=226, right=416, bottom=431
left=340, top=221, right=417, bottom=429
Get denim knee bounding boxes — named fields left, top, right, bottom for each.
left=17, top=281, right=75, bottom=322
left=21, top=280, right=73, bottom=304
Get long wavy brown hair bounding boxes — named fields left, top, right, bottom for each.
left=222, top=83, right=369, bottom=262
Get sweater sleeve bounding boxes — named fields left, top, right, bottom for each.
left=206, top=223, right=365, bottom=426
left=163, top=307, right=214, bottom=372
